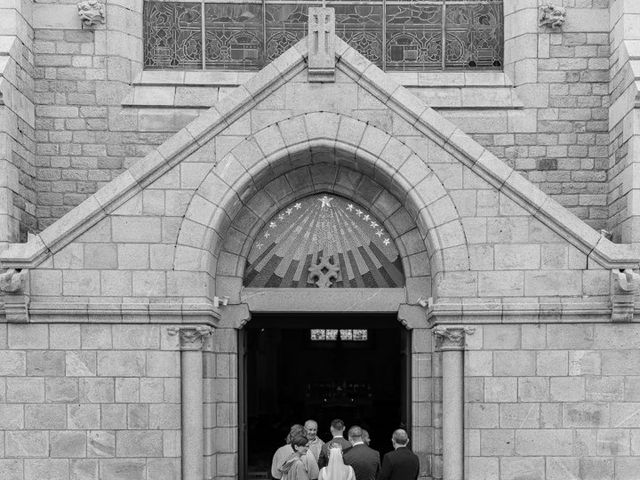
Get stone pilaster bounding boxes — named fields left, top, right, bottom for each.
left=434, top=326, right=474, bottom=480
left=169, top=326, right=213, bottom=480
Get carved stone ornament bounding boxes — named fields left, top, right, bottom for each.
left=611, top=268, right=640, bottom=322
left=0, top=269, right=29, bottom=323
left=0, top=269, right=26, bottom=293
left=433, top=326, right=475, bottom=351
left=539, top=4, right=567, bottom=29
left=168, top=326, right=214, bottom=351
left=308, top=7, right=336, bottom=82
left=77, top=0, right=105, bottom=27
left=308, top=256, right=340, bottom=288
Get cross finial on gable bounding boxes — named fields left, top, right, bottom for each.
left=308, top=7, right=335, bottom=82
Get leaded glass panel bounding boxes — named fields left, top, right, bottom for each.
left=386, top=4, right=442, bottom=71
left=444, top=2, right=503, bottom=68
left=143, top=0, right=503, bottom=71
left=266, top=4, right=316, bottom=62
left=204, top=3, right=263, bottom=70
left=332, top=4, right=383, bottom=67
left=144, top=2, right=202, bottom=69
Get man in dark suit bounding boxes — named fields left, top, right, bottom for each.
left=343, top=425, right=380, bottom=480
left=318, top=418, right=352, bottom=469
left=377, top=429, right=419, bottom=480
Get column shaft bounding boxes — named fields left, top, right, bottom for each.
left=182, top=348, right=204, bottom=480
left=442, top=349, right=464, bottom=480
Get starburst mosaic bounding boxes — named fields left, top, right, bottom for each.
left=244, top=194, right=404, bottom=288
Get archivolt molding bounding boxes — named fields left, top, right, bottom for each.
left=174, top=113, right=470, bottom=297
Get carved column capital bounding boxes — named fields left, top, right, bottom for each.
left=168, top=326, right=213, bottom=351
left=433, top=325, right=475, bottom=351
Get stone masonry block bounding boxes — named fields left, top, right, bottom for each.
left=5, top=431, right=49, bottom=458
left=46, top=378, right=79, bottom=403
left=516, top=430, right=573, bottom=456
left=8, top=324, right=48, bottom=349
left=7, top=378, right=45, bottom=403
left=24, top=459, right=70, bottom=480
left=602, top=350, right=640, bottom=376
left=27, top=351, right=65, bottom=376
left=88, top=430, right=116, bottom=458
left=50, top=431, right=87, bottom=458
left=501, top=457, right=544, bottom=480
left=81, top=325, right=112, bottom=349
left=68, top=404, right=101, bottom=430
left=112, top=325, right=160, bottom=350
left=101, top=404, right=127, bottom=430
left=467, top=404, right=498, bottom=429
left=564, top=403, right=610, bottom=428
left=547, top=325, right=594, bottom=349
left=0, top=405, right=24, bottom=430
left=537, top=351, right=568, bottom=376
left=550, top=377, right=585, bottom=401
left=480, top=429, right=515, bottom=456
left=116, top=431, right=163, bottom=457
left=495, top=244, right=540, bottom=270
left=500, top=403, right=540, bottom=429
left=63, top=270, right=100, bottom=297
left=0, top=351, right=26, bottom=376
left=483, top=325, right=520, bottom=350
left=485, top=377, right=517, bottom=403
left=494, top=351, right=535, bottom=376
left=147, top=351, right=180, bottom=378
left=50, top=325, right=81, bottom=350
left=80, top=378, right=115, bottom=403
left=140, top=378, right=164, bottom=403
left=112, top=216, right=162, bottom=243
left=518, top=377, right=549, bottom=402
left=569, top=351, right=601, bottom=376
left=98, top=351, right=145, bottom=377
left=100, top=459, right=146, bottom=480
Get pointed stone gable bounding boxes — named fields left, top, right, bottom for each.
left=0, top=35, right=638, bottom=310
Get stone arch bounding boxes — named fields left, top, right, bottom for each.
left=174, top=112, right=469, bottom=300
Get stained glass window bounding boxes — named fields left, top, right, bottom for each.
left=310, top=329, right=368, bottom=341
left=143, top=0, right=503, bottom=71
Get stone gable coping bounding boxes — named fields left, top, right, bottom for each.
left=1, top=36, right=638, bottom=272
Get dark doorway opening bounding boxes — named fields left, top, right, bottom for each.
left=239, top=313, right=411, bottom=479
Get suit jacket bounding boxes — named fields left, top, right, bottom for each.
left=377, top=447, right=419, bottom=480
left=343, top=443, right=380, bottom=480
left=318, top=436, right=352, bottom=469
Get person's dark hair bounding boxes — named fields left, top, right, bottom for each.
left=286, top=424, right=305, bottom=443
left=330, top=419, right=345, bottom=431
left=348, top=425, right=363, bottom=439
left=290, top=435, right=309, bottom=449
left=392, top=429, right=409, bottom=446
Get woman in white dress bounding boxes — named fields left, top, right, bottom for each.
left=318, top=444, right=355, bottom=480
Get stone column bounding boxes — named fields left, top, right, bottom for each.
left=433, top=326, right=474, bottom=480
left=169, top=326, right=213, bottom=480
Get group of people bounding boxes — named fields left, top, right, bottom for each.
left=271, top=419, right=419, bottom=480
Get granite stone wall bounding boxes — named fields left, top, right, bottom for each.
left=463, top=322, right=640, bottom=480
left=0, top=323, right=181, bottom=480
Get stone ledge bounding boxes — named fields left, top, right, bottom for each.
left=127, top=66, right=519, bottom=110
left=241, top=287, right=406, bottom=312
left=0, top=301, right=221, bottom=324
left=429, top=300, right=615, bottom=324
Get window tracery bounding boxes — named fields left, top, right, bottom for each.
left=144, top=0, right=503, bottom=71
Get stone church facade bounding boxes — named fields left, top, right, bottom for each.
left=1, top=1, right=640, bottom=480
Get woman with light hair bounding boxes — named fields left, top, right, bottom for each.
left=318, top=443, right=355, bottom=480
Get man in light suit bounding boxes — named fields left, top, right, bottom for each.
left=343, top=425, right=380, bottom=480
left=377, top=429, right=419, bottom=480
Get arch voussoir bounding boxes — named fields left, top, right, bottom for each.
left=175, top=112, right=470, bottom=298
